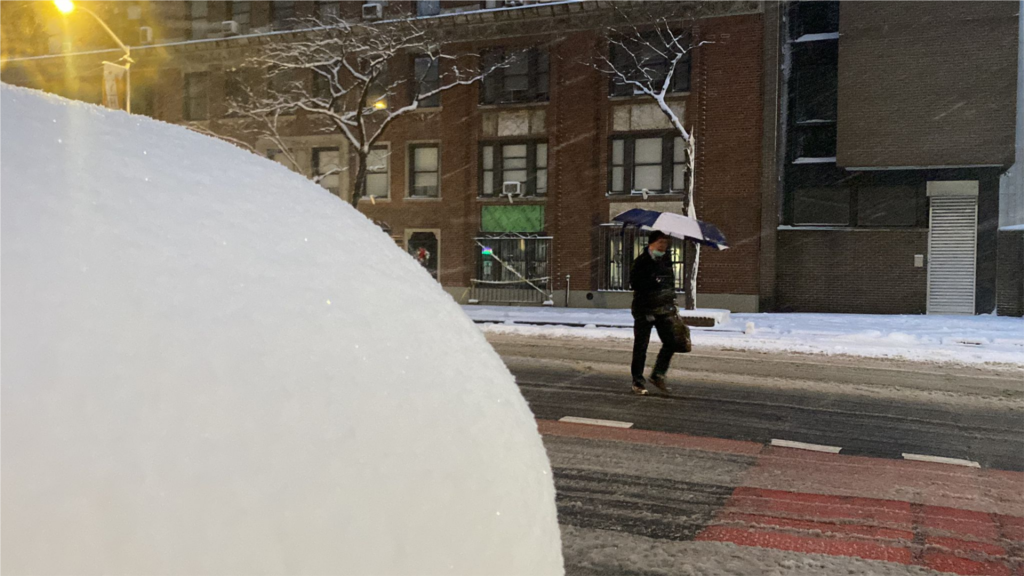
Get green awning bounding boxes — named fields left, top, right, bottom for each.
left=481, top=205, right=545, bottom=233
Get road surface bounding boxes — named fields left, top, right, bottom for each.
left=488, top=333, right=1024, bottom=575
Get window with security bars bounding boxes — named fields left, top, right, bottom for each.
left=476, top=236, right=551, bottom=290
left=609, top=134, right=689, bottom=195
left=599, top=224, right=687, bottom=292
left=480, top=141, right=547, bottom=197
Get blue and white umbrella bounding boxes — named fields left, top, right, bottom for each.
left=612, top=208, right=729, bottom=250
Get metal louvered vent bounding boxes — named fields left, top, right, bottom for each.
left=927, top=195, right=977, bottom=315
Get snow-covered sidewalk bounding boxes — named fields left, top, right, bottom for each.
left=466, top=306, right=1024, bottom=367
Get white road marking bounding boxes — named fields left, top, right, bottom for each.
left=901, top=453, right=981, bottom=468
left=770, top=439, right=842, bottom=453
left=559, top=416, right=634, bottom=429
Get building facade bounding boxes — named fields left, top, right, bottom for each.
left=762, top=1, right=1019, bottom=315
left=2, top=0, right=1020, bottom=315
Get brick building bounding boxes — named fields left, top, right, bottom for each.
left=2, top=0, right=1020, bottom=315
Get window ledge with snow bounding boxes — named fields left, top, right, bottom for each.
left=792, top=156, right=837, bottom=165
left=792, top=32, right=840, bottom=43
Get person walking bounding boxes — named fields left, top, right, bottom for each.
left=630, top=231, right=678, bottom=395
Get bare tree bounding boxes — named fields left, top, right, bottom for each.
left=594, top=12, right=710, bottom=310
left=222, top=16, right=506, bottom=208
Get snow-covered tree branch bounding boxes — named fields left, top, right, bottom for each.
left=594, top=11, right=711, bottom=310
left=223, top=16, right=509, bottom=207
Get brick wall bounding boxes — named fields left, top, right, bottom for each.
left=776, top=230, right=928, bottom=314
left=997, top=230, right=1024, bottom=317
left=552, top=30, right=605, bottom=292
left=837, top=1, right=1018, bottom=168
left=691, top=14, right=763, bottom=297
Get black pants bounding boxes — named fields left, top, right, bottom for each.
left=631, top=313, right=676, bottom=381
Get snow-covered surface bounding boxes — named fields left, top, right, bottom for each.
left=1000, top=223, right=1024, bottom=231
left=464, top=305, right=730, bottom=327
left=792, top=32, right=841, bottom=43
left=468, top=306, right=1024, bottom=367
left=0, top=85, right=563, bottom=575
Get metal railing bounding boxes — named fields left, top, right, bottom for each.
left=470, top=234, right=553, bottom=304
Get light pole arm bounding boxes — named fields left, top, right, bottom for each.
left=77, top=5, right=131, bottom=60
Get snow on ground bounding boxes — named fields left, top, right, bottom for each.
left=467, top=306, right=1024, bottom=367
left=0, top=85, right=562, bottom=575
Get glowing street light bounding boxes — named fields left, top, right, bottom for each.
left=54, top=0, right=135, bottom=113
left=373, top=99, right=388, bottom=110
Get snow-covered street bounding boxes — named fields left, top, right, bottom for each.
left=466, top=306, right=1024, bottom=367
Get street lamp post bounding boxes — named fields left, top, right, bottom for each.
left=54, top=0, right=134, bottom=113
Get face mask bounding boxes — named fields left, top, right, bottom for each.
left=651, top=249, right=665, bottom=258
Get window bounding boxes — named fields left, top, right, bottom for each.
left=789, top=0, right=839, bottom=38
left=316, top=1, right=341, bottom=21
left=224, top=69, right=251, bottom=116
left=609, top=134, right=689, bottom=195
left=312, top=68, right=332, bottom=101
left=183, top=72, right=208, bottom=121
left=407, top=231, right=439, bottom=280
left=480, top=141, right=547, bottom=197
left=366, top=145, right=390, bottom=199
left=481, top=48, right=549, bottom=105
left=230, top=1, right=251, bottom=33
left=313, top=147, right=342, bottom=196
left=267, top=69, right=299, bottom=112
left=266, top=148, right=289, bottom=168
left=609, top=32, right=691, bottom=97
left=857, top=186, right=920, bottom=227
left=414, top=56, right=440, bottom=108
left=786, top=176, right=925, bottom=228
left=131, top=80, right=154, bottom=117
left=409, top=144, right=440, bottom=198
left=600, top=225, right=688, bottom=291
left=792, top=42, right=838, bottom=123
left=792, top=187, right=850, bottom=226
left=188, top=1, right=208, bottom=40
left=792, top=125, right=837, bottom=160
left=272, top=1, right=296, bottom=30
left=417, top=0, right=441, bottom=17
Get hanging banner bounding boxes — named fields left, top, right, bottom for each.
left=102, top=62, right=126, bottom=110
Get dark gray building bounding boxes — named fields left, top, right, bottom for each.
left=762, top=1, right=1020, bottom=315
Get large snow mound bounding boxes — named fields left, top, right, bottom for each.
left=0, top=84, right=563, bottom=575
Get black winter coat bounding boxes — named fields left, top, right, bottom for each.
left=630, top=248, right=677, bottom=317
